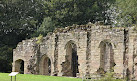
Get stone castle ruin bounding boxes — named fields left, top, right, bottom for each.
left=12, top=23, right=137, bottom=80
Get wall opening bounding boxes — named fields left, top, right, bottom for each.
left=39, top=55, right=51, bottom=75
left=15, top=59, right=24, bottom=74
left=98, top=41, right=115, bottom=73
left=62, top=41, right=79, bottom=77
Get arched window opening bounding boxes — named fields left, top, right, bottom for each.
left=98, top=41, right=115, bottom=73
left=62, top=41, right=79, bottom=77
left=43, top=57, right=51, bottom=75
left=15, top=59, right=24, bottom=74
left=39, top=55, right=51, bottom=75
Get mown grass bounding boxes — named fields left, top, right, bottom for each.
left=0, top=73, right=82, bottom=81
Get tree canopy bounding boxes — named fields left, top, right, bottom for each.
left=36, top=0, right=116, bottom=36
left=0, top=0, right=45, bottom=72
left=43, top=0, right=115, bottom=27
left=110, top=0, right=137, bottom=27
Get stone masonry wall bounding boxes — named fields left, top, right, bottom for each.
left=12, top=23, right=137, bottom=80
left=13, top=38, right=38, bottom=74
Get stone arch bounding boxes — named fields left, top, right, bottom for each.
left=62, top=40, right=79, bottom=77
left=98, top=39, right=116, bottom=49
left=39, top=55, right=51, bottom=75
left=98, top=40, right=115, bottom=73
left=15, top=59, right=24, bottom=74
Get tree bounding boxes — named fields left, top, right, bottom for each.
left=33, top=17, right=55, bottom=36
left=41, top=0, right=115, bottom=29
left=111, top=0, right=137, bottom=27
left=0, top=46, right=13, bottom=72
left=0, top=0, right=45, bottom=72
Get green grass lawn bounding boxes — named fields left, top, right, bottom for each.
left=0, top=73, right=82, bottom=81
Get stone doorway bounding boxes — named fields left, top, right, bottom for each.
left=98, top=41, right=115, bottom=73
left=15, top=59, right=24, bottom=74
left=62, top=41, right=79, bottom=77
left=39, top=55, right=51, bottom=75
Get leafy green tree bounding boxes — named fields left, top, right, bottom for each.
left=33, top=17, right=55, bottom=36
left=0, top=0, right=45, bottom=72
left=111, top=0, right=137, bottom=27
left=0, top=46, right=13, bottom=72
left=41, top=0, right=115, bottom=29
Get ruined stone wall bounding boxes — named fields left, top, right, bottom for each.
left=127, top=27, right=137, bottom=80
left=12, top=23, right=137, bottom=80
left=57, top=30, right=87, bottom=77
left=89, top=25, right=125, bottom=78
left=13, top=38, right=38, bottom=74
left=39, top=33, right=56, bottom=75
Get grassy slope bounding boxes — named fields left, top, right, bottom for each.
left=0, top=73, right=81, bottom=81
